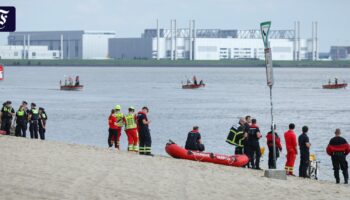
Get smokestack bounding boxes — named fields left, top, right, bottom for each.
left=157, top=19, right=160, bottom=60
left=192, top=20, right=196, bottom=60
left=315, top=21, right=318, bottom=61
left=27, top=34, right=30, bottom=59
left=312, top=22, right=314, bottom=60
left=297, top=21, right=301, bottom=61
left=60, top=34, right=64, bottom=59
left=170, top=20, right=173, bottom=60
left=174, top=19, right=177, bottom=60
left=22, top=35, right=26, bottom=59
left=294, top=21, right=297, bottom=61
left=189, top=20, right=192, bottom=60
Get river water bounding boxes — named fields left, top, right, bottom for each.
left=1, top=66, right=349, bottom=180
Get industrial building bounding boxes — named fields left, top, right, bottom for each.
left=329, top=46, right=350, bottom=60
left=109, top=20, right=319, bottom=61
left=8, top=30, right=116, bottom=59
left=0, top=45, right=59, bottom=59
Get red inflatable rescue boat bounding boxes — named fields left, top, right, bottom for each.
left=165, top=140, right=249, bottom=167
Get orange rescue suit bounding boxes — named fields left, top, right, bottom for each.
left=284, top=130, right=298, bottom=175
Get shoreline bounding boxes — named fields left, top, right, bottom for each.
left=1, top=59, right=350, bottom=68
left=0, top=135, right=349, bottom=200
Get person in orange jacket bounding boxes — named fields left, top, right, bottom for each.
left=284, top=123, right=298, bottom=175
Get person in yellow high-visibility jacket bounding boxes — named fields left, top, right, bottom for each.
left=111, top=105, right=124, bottom=149
left=123, top=107, right=139, bottom=152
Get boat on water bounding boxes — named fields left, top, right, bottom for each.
left=182, top=75, right=205, bottom=89
left=165, top=140, right=249, bottom=167
left=60, top=75, right=83, bottom=91
left=182, top=83, right=205, bottom=89
left=322, top=83, right=347, bottom=89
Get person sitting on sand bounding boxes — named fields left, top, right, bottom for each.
left=185, top=126, right=205, bottom=152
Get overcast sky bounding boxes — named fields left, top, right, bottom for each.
left=0, top=0, right=349, bottom=51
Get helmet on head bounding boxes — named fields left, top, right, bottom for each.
left=115, top=105, right=121, bottom=110
left=129, top=106, right=135, bottom=110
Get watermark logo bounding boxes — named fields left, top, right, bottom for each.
left=0, top=6, right=15, bottom=32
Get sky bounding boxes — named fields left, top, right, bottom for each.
left=0, top=0, right=349, bottom=52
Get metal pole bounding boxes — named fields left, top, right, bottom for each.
left=157, top=19, right=160, bottom=60
left=270, top=85, right=276, bottom=168
left=189, top=20, right=192, bottom=60
left=174, top=19, right=177, bottom=60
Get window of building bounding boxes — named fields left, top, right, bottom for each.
left=32, top=52, right=36, bottom=57
left=53, top=52, right=57, bottom=57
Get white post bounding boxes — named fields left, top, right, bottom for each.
left=60, top=34, right=64, bottom=59
left=170, top=20, right=173, bottom=60
left=189, top=20, right=192, bottom=60
left=23, top=35, right=26, bottom=59
left=27, top=34, right=30, bottom=59
left=157, top=19, right=160, bottom=60
left=192, top=20, right=196, bottom=60
left=174, top=19, right=177, bottom=60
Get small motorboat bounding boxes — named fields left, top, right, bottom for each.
left=182, top=83, right=205, bottom=89
left=165, top=140, right=249, bottom=167
left=60, top=75, right=83, bottom=91
left=322, top=83, right=347, bottom=89
left=60, top=85, right=84, bottom=91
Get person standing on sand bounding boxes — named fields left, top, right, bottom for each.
left=246, top=119, right=262, bottom=169
left=124, top=107, right=139, bottom=152
left=28, top=103, right=39, bottom=139
left=298, top=126, right=311, bottom=178
left=38, top=107, right=48, bottom=140
left=15, top=105, right=28, bottom=137
left=326, top=128, right=350, bottom=184
left=108, top=109, right=118, bottom=148
left=226, top=118, right=246, bottom=155
left=243, top=115, right=251, bottom=155
left=113, top=105, right=124, bottom=149
left=266, top=124, right=282, bottom=169
left=0, top=101, right=15, bottom=135
left=284, top=123, right=298, bottom=176
left=137, top=106, right=153, bottom=156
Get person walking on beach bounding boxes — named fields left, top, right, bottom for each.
left=15, top=105, right=28, bottom=137
left=108, top=109, right=119, bottom=148
left=185, top=126, right=205, bottom=152
left=298, top=126, right=311, bottom=178
left=113, top=105, right=124, bottom=149
left=137, top=106, right=152, bottom=156
left=326, top=128, right=350, bottom=184
left=124, top=107, right=139, bottom=152
left=246, top=119, right=262, bottom=169
left=0, top=101, right=15, bottom=135
left=226, top=118, right=246, bottom=155
left=284, top=123, right=298, bottom=176
left=28, top=103, right=39, bottom=139
left=38, top=107, right=48, bottom=140
left=266, top=124, right=282, bottom=169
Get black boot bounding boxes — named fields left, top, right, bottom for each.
left=334, top=170, right=340, bottom=184
left=343, top=171, right=348, bottom=184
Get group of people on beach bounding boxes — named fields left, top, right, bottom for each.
left=108, top=105, right=152, bottom=156
left=224, top=115, right=349, bottom=184
left=0, top=100, right=48, bottom=140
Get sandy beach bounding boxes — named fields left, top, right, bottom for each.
left=0, top=136, right=349, bottom=200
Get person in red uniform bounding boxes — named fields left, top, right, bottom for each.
left=326, top=128, right=350, bottom=184
left=284, top=123, right=298, bottom=175
left=123, top=107, right=139, bottom=152
left=108, top=109, right=118, bottom=148
left=266, top=124, right=282, bottom=169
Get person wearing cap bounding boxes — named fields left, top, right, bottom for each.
left=21, top=101, right=29, bottom=136
left=123, top=107, right=139, bottom=152
left=0, top=101, right=15, bottom=135
left=27, top=103, right=39, bottom=139
left=137, top=106, right=152, bottom=156
left=38, top=107, right=48, bottom=140
left=326, top=128, right=350, bottom=184
left=14, top=104, right=28, bottom=137
left=112, top=105, right=124, bottom=149
left=298, top=126, right=311, bottom=178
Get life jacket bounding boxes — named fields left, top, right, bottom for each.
left=326, top=136, right=350, bottom=156
left=266, top=132, right=282, bottom=150
left=125, top=113, right=137, bottom=130
left=114, top=112, right=124, bottom=127
left=226, top=124, right=244, bottom=147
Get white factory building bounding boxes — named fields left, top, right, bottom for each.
left=109, top=21, right=318, bottom=61
left=0, top=45, right=60, bottom=59
left=8, top=30, right=116, bottom=59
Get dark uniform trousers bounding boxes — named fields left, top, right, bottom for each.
left=139, top=128, right=152, bottom=155
left=331, top=153, right=349, bottom=183
left=38, top=122, right=46, bottom=140
left=247, top=141, right=261, bottom=169
left=299, top=153, right=310, bottom=178
left=1, top=119, right=12, bottom=135
left=15, top=122, right=27, bottom=137
left=29, top=120, right=39, bottom=139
